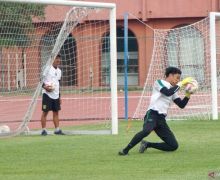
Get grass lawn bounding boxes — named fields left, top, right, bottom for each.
left=0, top=120, right=220, bottom=180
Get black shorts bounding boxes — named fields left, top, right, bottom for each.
left=42, top=93, right=61, bottom=112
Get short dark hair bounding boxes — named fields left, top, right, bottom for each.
left=56, top=54, right=61, bottom=58
left=165, top=66, right=182, bottom=77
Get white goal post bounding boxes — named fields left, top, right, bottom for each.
left=210, top=12, right=219, bottom=120
left=0, top=0, right=118, bottom=136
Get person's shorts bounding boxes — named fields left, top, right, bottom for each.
left=42, top=93, right=61, bottom=112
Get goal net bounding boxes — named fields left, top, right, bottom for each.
left=0, top=0, right=118, bottom=136
left=133, top=16, right=215, bottom=120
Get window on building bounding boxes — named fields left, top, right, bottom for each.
left=167, top=25, right=205, bottom=83
left=101, top=27, right=138, bottom=86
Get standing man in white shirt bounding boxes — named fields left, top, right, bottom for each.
left=41, top=54, right=64, bottom=136
left=119, top=67, right=193, bottom=155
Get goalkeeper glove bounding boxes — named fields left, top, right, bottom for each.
left=185, top=91, right=191, bottom=98
left=177, top=77, right=193, bottom=88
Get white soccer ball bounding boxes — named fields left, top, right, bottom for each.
left=45, top=81, right=55, bottom=91
left=0, top=125, right=11, bottom=134
left=185, top=79, right=199, bottom=94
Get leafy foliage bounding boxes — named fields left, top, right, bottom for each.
left=0, top=2, right=45, bottom=47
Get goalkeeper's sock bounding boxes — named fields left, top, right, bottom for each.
left=55, top=127, right=60, bottom=132
left=118, top=145, right=131, bottom=155
left=123, top=144, right=133, bottom=154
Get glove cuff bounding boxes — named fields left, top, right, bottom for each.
left=185, top=92, right=191, bottom=98
left=177, top=82, right=182, bottom=88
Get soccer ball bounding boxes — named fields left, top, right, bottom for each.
left=185, top=79, right=199, bottom=94
left=0, top=125, right=10, bottom=134
left=45, top=81, right=55, bottom=91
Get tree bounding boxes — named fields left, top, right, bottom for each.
left=0, top=2, right=45, bottom=90
left=0, top=2, right=45, bottom=47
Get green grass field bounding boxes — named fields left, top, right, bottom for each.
left=0, top=120, right=220, bottom=180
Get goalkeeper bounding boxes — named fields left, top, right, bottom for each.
left=119, top=67, right=193, bottom=155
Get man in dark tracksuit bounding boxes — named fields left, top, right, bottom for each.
left=119, top=67, right=193, bottom=155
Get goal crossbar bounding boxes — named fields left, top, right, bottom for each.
left=0, top=0, right=116, bottom=9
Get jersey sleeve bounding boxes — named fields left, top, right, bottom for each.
left=154, top=79, right=165, bottom=92
left=58, top=69, right=62, bottom=80
left=43, top=68, right=52, bottom=83
left=172, top=92, right=179, bottom=101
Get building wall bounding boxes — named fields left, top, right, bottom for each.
left=1, top=0, right=218, bottom=89
left=79, top=0, right=219, bottom=20
left=81, top=0, right=217, bottom=86
left=117, top=17, right=205, bottom=86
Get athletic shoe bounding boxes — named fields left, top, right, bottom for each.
left=54, top=129, right=65, bottom=135
left=139, top=140, right=148, bottom=153
left=118, top=149, right=128, bottom=156
left=41, top=130, right=48, bottom=136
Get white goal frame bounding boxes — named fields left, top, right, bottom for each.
left=0, top=0, right=118, bottom=134
left=210, top=12, right=219, bottom=120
